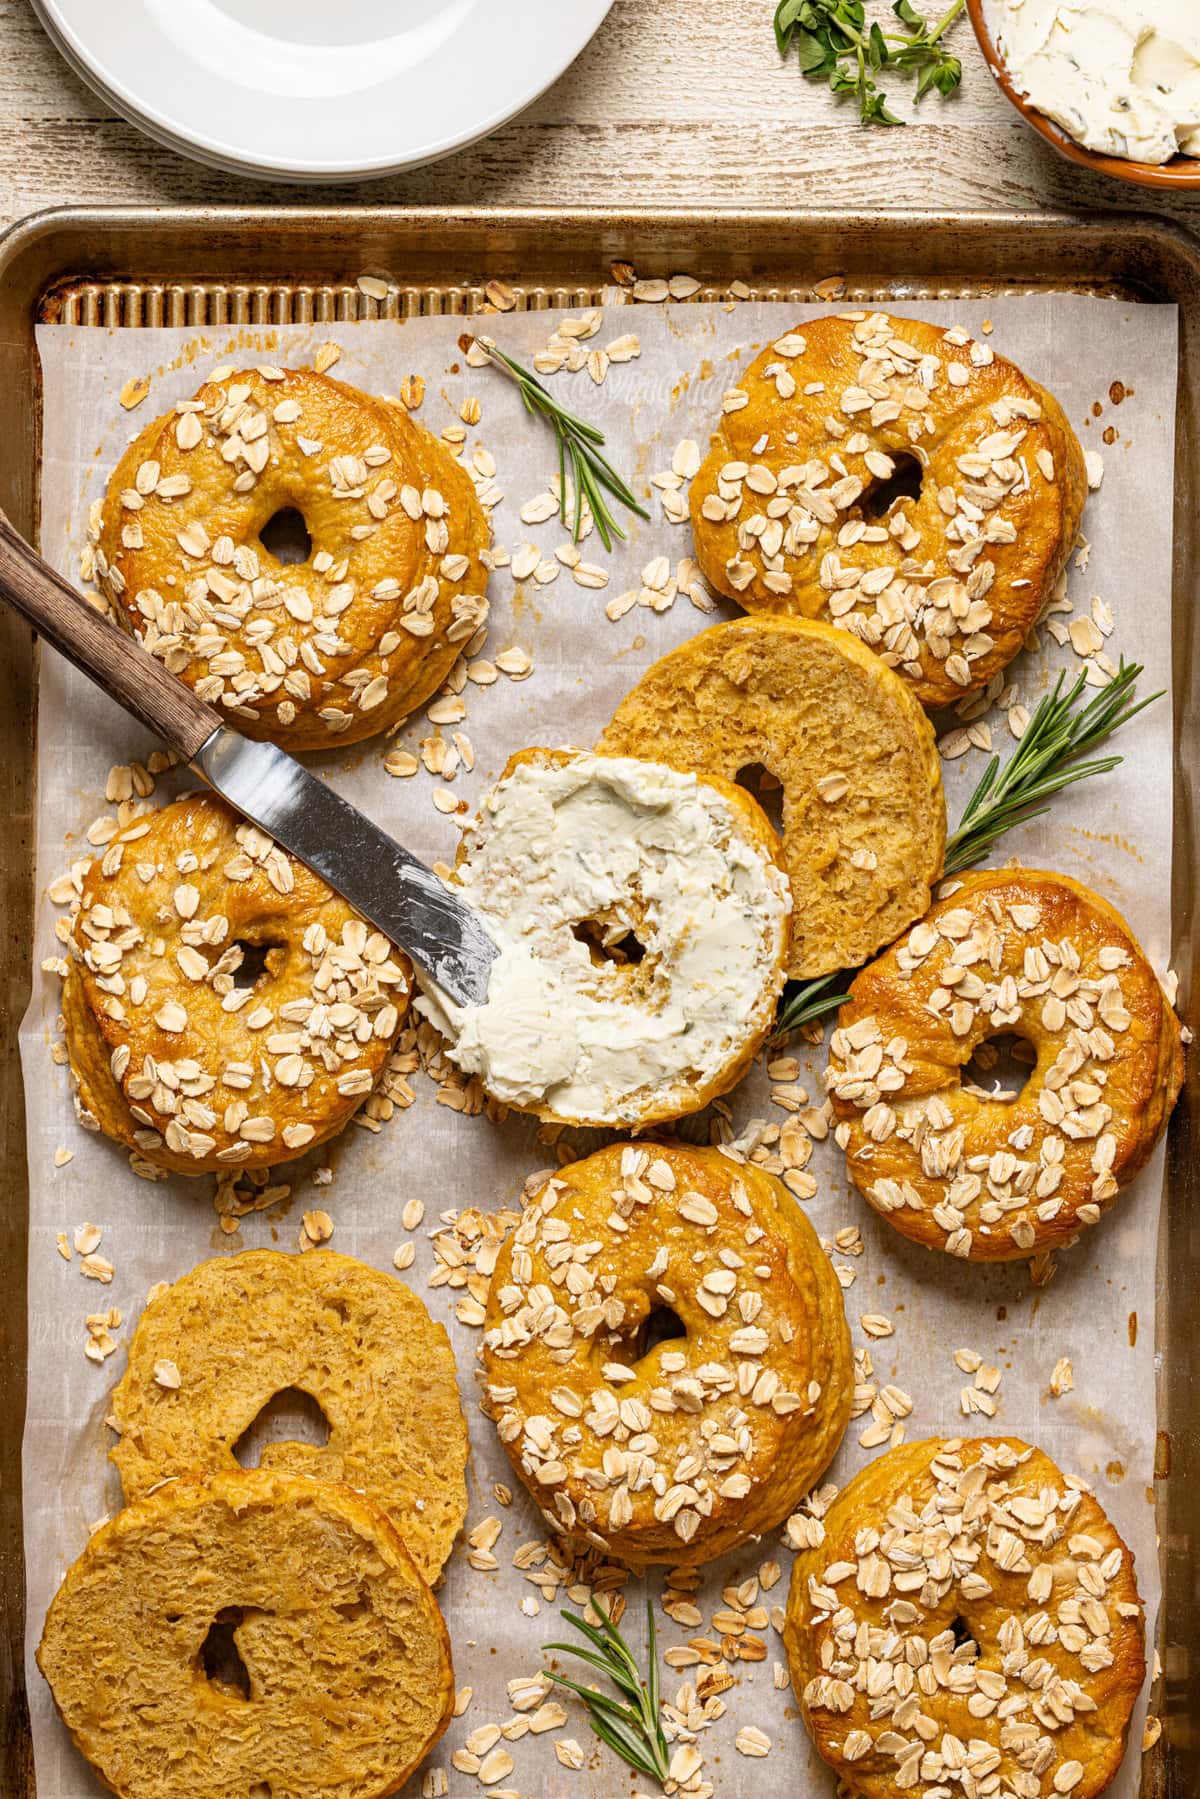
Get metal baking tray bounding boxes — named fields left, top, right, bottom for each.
left=0, top=205, right=1195, bottom=1797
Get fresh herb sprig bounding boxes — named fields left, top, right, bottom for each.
left=773, top=659, right=1159, bottom=1038
left=471, top=335, right=649, bottom=551
left=544, top=1600, right=670, bottom=1786
left=943, top=659, right=1160, bottom=875
left=774, top=0, right=965, bottom=126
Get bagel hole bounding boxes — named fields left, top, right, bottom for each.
left=613, top=1304, right=687, bottom=1370
left=230, top=939, right=285, bottom=991
left=862, top=450, right=924, bottom=520
left=200, top=1608, right=254, bottom=1701
left=233, top=1388, right=331, bottom=1468
left=962, top=1032, right=1037, bottom=1103
left=571, top=919, right=646, bottom=967
left=950, top=1614, right=978, bottom=1656
left=735, top=763, right=784, bottom=835
left=259, top=506, right=312, bottom=566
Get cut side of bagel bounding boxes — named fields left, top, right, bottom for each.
left=110, top=1250, right=468, bottom=1583
left=598, top=616, right=946, bottom=979
left=37, top=1468, right=454, bottom=1799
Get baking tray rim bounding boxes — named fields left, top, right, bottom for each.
left=1, top=201, right=1196, bottom=1799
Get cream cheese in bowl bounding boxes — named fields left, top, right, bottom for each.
left=985, top=0, right=1200, bottom=164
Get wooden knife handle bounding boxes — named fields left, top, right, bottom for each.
left=0, top=515, right=222, bottom=763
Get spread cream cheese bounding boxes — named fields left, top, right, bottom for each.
left=415, top=751, right=791, bottom=1125
left=985, top=0, right=1200, bottom=164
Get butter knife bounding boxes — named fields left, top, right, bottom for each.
left=0, top=517, right=498, bottom=1007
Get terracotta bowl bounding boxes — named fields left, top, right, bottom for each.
left=967, top=0, right=1200, bottom=192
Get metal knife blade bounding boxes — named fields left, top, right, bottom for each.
left=192, top=726, right=498, bottom=1008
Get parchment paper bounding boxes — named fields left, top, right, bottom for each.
left=23, top=295, right=1178, bottom=1798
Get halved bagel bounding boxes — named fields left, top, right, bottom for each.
left=38, top=1468, right=454, bottom=1799
left=689, top=311, right=1086, bottom=707
left=110, top=1250, right=468, bottom=1583
left=598, top=616, right=946, bottom=979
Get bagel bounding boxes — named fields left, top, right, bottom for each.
left=97, top=365, right=489, bottom=751
left=37, top=1468, right=454, bottom=1799
left=416, top=749, right=791, bottom=1128
left=598, top=616, right=946, bottom=979
left=481, top=1141, right=853, bottom=1568
left=689, top=312, right=1086, bottom=708
left=826, top=869, right=1183, bottom=1262
left=784, top=1436, right=1145, bottom=1799
left=62, top=791, right=411, bottom=1176
left=109, top=1250, right=468, bottom=1583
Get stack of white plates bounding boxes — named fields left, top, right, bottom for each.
left=32, top=0, right=614, bottom=182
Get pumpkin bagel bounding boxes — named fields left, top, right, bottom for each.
left=97, top=364, right=490, bottom=750
left=62, top=791, right=411, bottom=1176
left=109, top=1250, right=468, bottom=1583
left=785, top=1436, right=1145, bottom=1799
left=826, top=869, right=1183, bottom=1262
left=598, top=616, right=946, bottom=979
left=689, top=311, right=1086, bottom=707
left=482, top=1141, right=853, bottom=1568
left=38, top=1468, right=454, bottom=1799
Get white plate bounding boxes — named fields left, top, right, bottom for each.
left=32, top=0, right=614, bottom=182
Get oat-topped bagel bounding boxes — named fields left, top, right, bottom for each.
left=689, top=312, right=1086, bottom=708
left=598, top=616, right=946, bottom=979
left=61, top=791, right=411, bottom=1175
left=784, top=1436, right=1145, bottom=1799
left=481, top=1142, right=852, bottom=1568
left=826, top=869, right=1182, bottom=1262
left=110, top=1250, right=467, bottom=1582
left=417, top=749, right=791, bottom=1128
left=38, top=1467, right=454, bottom=1799
left=96, top=365, right=489, bottom=750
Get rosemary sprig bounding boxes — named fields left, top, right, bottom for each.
left=471, top=335, right=649, bottom=551
left=942, top=659, right=1160, bottom=876
left=544, top=1600, right=670, bottom=1785
left=774, top=0, right=965, bottom=127
left=773, top=659, right=1160, bottom=1039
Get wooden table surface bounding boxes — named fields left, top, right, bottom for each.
left=2, top=0, right=1199, bottom=233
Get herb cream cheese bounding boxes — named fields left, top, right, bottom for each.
left=415, top=751, right=791, bottom=1126
left=986, top=0, right=1200, bottom=164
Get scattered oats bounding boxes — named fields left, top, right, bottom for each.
left=357, top=274, right=391, bottom=301
left=1085, top=450, right=1105, bottom=490
left=313, top=341, right=341, bottom=374
left=633, top=278, right=670, bottom=303
left=153, top=1359, right=181, bottom=1390
left=302, top=1209, right=334, bottom=1245
left=554, top=1739, right=586, bottom=1771
left=54, top=1147, right=74, bottom=1168
left=1050, top=1356, right=1075, bottom=1397
left=74, top=1222, right=102, bottom=1256
left=484, top=280, right=517, bottom=313
left=734, top=1726, right=771, bottom=1758
left=393, top=1242, right=416, bottom=1272
left=119, top=375, right=151, bottom=411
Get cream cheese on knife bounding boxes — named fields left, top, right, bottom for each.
left=986, top=0, right=1200, bottom=164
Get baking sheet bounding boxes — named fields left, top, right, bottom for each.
left=23, top=295, right=1178, bottom=1797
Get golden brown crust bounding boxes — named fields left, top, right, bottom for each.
left=598, top=616, right=946, bottom=979
left=98, top=366, right=489, bottom=751
left=784, top=1437, right=1145, bottom=1799
left=443, top=747, right=792, bottom=1128
left=110, top=1250, right=468, bottom=1583
left=826, top=869, right=1183, bottom=1262
left=481, top=1142, right=853, bottom=1568
left=62, top=792, right=411, bottom=1176
left=37, top=1468, right=455, bottom=1799
left=689, top=313, right=1087, bottom=708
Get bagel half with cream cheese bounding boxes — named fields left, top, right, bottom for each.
left=416, top=748, right=792, bottom=1128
